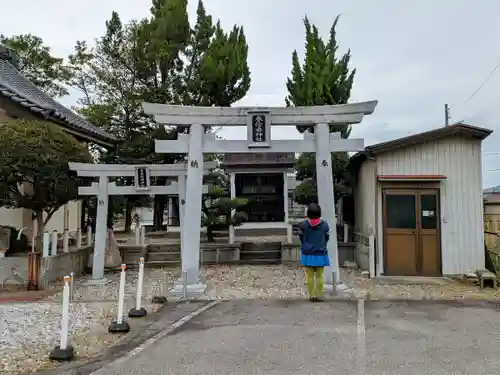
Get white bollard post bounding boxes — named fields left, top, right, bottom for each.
left=182, top=270, right=188, bottom=301
left=109, top=264, right=130, bottom=333
left=69, top=272, right=74, bottom=301
left=343, top=223, right=349, bottom=243
left=63, top=229, right=69, bottom=253
left=51, top=230, right=58, bottom=255
left=49, top=276, right=75, bottom=361
left=87, top=226, right=92, bottom=247
left=286, top=224, right=293, bottom=244
left=135, top=226, right=140, bottom=246
left=42, top=231, right=50, bottom=257
left=368, top=235, right=376, bottom=278
left=129, top=257, right=147, bottom=317
left=140, top=225, right=146, bottom=246
left=76, top=229, right=82, bottom=249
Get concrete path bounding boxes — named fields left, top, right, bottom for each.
left=85, top=299, right=500, bottom=375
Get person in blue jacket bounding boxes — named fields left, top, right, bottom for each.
left=298, top=203, right=330, bottom=301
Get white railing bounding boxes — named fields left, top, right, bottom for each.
left=43, top=227, right=91, bottom=257
left=342, top=223, right=349, bottom=243
left=353, top=231, right=375, bottom=278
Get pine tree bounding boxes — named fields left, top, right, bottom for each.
left=182, top=0, right=250, bottom=106
left=285, top=15, right=356, bottom=204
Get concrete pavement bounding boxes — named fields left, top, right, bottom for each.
left=86, top=299, right=500, bottom=375
left=365, top=300, right=500, bottom=374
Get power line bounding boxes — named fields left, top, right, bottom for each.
left=463, top=61, right=500, bottom=105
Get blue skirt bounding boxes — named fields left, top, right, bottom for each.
left=301, top=254, right=330, bottom=267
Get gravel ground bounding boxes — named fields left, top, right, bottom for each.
left=2, top=264, right=499, bottom=375
left=42, top=268, right=176, bottom=303
left=1, top=267, right=167, bottom=375
left=203, top=265, right=500, bottom=301
left=1, top=302, right=121, bottom=375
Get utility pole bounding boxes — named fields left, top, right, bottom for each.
left=444, top=104, right=450, bottom=126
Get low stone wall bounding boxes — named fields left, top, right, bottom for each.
left=201, top=244, right=240, bottom=264
left=0, top=256, right=29, bottom=285
left=281, top=244, right=300, bottom=264
left=40, top=246, right=92, bottom=287
left=281, top=243, right=356, bottom=265
left=353, top=232, right=375, bottom=277
left=120, top=242, right=355, bottom=266
left=339, top=243, right=356, bottom=264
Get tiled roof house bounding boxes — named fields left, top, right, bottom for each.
left=0, top=44, right=117, bottom=248
left=0, top=45, right=117, bottom=147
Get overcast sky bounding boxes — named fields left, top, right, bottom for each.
left=3, top=0, right=500, bottom=187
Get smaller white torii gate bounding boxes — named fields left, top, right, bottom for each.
left=69, top=162, right=216, bottom=281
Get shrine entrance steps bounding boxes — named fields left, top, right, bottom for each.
left=118, top=240, right=355, bottom=269
left=119, top=241, right=280, bottom=267
left=118, top=241, right=356, bottom=268
left=239, top=242, right=281, bottom=264
left=147, top=227, right=289, bottom=239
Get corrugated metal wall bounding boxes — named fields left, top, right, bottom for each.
left=355, top=135, right=485, bottom=276
left=354, top=160, right=376, bottom=270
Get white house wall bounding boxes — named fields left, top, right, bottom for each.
left=373, top=136, right=485, bottom=275
left=0, top=201, right=82, bottom=249
left=45, top=201, right=82, bottom=233
left=0, top=208, right=24, bottom=229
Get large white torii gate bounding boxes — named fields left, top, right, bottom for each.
left=69, top=162, right=216, bottom=281
left=143, top=101, right=378, bottom=296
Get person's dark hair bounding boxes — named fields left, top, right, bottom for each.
left=306, top=203, right=321, bottom=219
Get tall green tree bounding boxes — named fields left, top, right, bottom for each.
left=0, top=120, right=91, bottom=251
left=180, top=0, right=250, bottom=106
left=181, top=1, right=251, bottom=239
left=0, top=34, right=71, bottom=97
left=285, top=15, right=355, bottom=204
left=67, top=13, right=166, bottom=231
left=68, top=0, right=251, bottom=231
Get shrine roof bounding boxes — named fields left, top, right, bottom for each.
left=221, top=152, right=295, bottom=168
left=0, top=48, right=117, bottom=147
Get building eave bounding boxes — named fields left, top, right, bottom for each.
left=349, top=123, right=493, bottom=175
left=0, top=59, right=118, bottom=146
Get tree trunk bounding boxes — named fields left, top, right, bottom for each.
left=35, top=211, right=44, bottom=253
left=107, top=196, right=114, bottom=229
left=80, top=199, right=87, bottom=231
left=124, top=199, right=133, bottom=232
left=89, top=198, right=97, bottom=232
left=153, top=195, right=166, bottom=231
left=153, top=195, right=161, bottom=230
left=206, top=226, right=215, bottom=242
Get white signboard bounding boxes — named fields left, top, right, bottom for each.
left=141, top=207, right=154, bottom=226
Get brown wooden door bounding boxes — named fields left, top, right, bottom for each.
left=419, top=191, right=441, bottom=276
left=383, top=189, right=441, bottom=276
left=383, top=190, right=419, bottom=276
